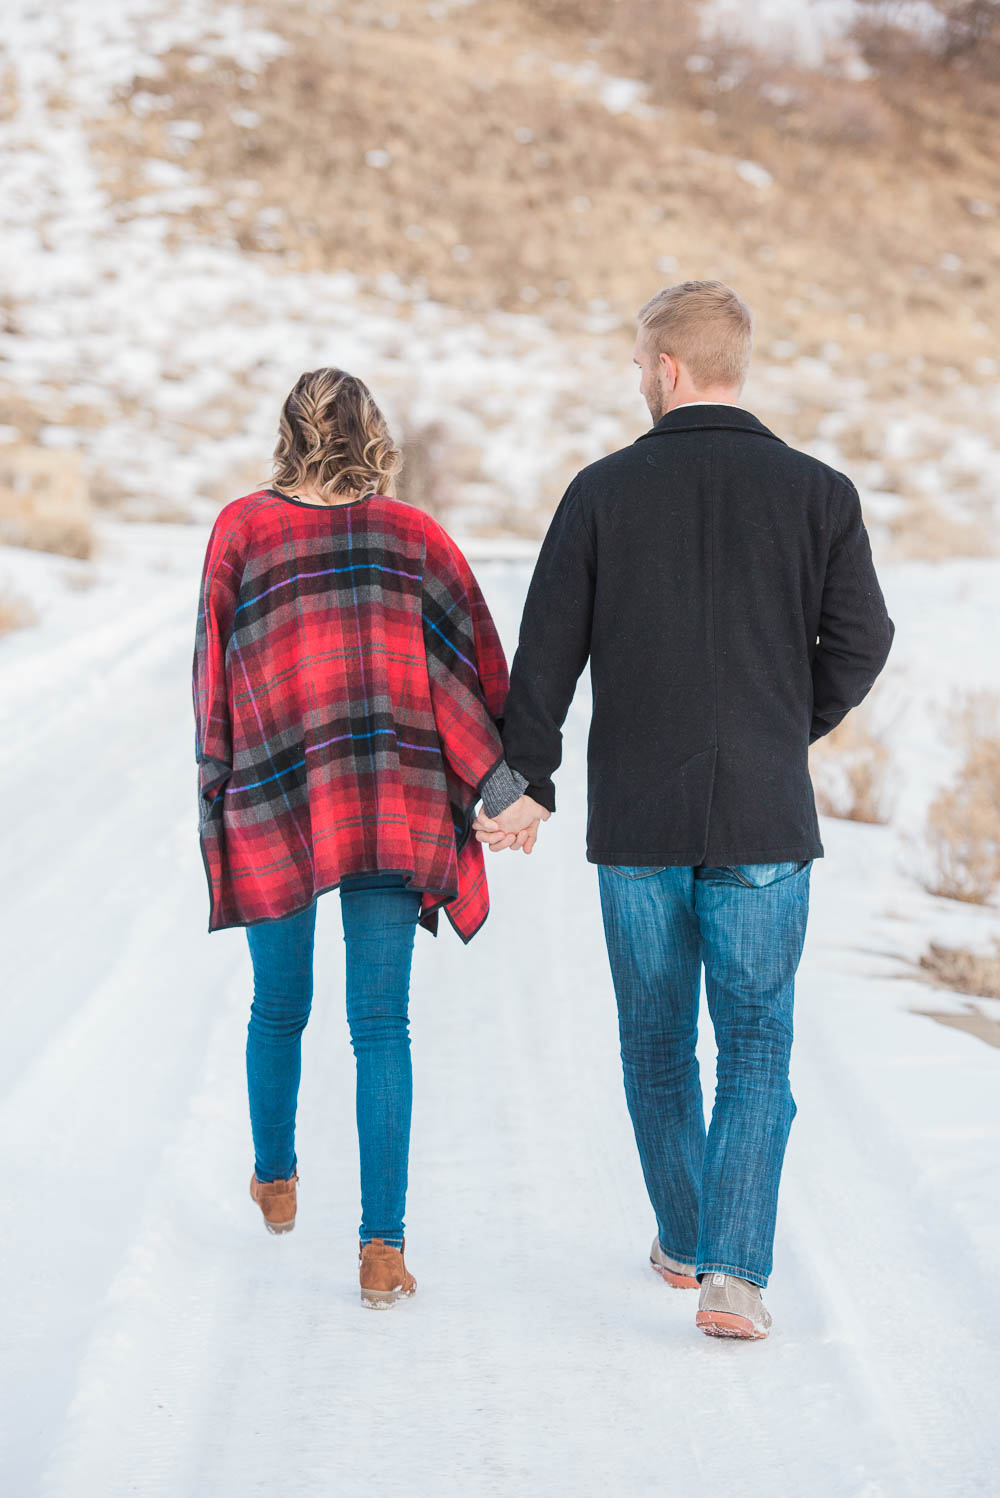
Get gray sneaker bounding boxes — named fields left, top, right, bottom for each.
left=649, top=1236, right=700, bottom=1289
left=696, top=1271, right=772, bottom=1339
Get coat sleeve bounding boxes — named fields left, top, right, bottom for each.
left=421, top=523, right=510, bottom=797
left=810, top=477, right=895, bottom=744
left=192, top=516, right=245, bottom=822
left=498, top=474, right=596, bottom=813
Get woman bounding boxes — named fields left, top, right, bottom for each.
left=191, top=368, right=533, bottom=1308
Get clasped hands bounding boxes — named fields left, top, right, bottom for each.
left=473, top=794, right=551, bottom=854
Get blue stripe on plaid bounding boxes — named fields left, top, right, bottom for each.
left=423, top=613, right=476, bottom=672
left=309, top=728, right=440, bottom=755
left=226, top=728, right=442, bottom=792
left=234, top=560, right=423, bottom=615
left=230, top=757, right=306, bottom=792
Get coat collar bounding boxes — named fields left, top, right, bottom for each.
left=636, top=403, right=786, bottom=445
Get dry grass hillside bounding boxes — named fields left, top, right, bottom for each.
left=1, top=0, right=998, bottom=549
left=94, top=0, right=998, bottom=366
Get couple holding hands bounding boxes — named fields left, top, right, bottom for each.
left=192, top=279, right=893, bottom=1336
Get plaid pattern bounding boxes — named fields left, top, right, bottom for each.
left=192, top=489, right=509, bottom=942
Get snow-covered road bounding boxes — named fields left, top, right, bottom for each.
left=2, top=530, right=998, bottom=1497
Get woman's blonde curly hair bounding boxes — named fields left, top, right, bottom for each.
left=271, top=368, right=402, bottom=502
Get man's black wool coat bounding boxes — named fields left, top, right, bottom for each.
left=499, top=403, right=895, bottom=867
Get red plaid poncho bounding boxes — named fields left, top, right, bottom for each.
left=192, top=488, right=510, bottom=941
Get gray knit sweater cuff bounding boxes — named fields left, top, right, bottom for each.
left=479, top=760, right=530, bottom=818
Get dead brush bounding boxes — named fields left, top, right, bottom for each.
left=809, top=702, right=893, bottom=824
left=917, top=939, right=1000, bottom=1000
left=0, top=509, right=94, bottom=560
left=852, top=0, right=1000, bottom=75
left=395, top=416, right=463, bottom=526
left=0, top=590, right=38, bottom=635
left=924, top=692, right=1000, bottom=904
left=887, top=497, right=991, bottom=562
left=90, top=0, right=1000, bottom=396
left=0, top=445, right=94, bottom=560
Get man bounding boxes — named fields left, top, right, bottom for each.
left=473, top=279, right=894, bottom=1340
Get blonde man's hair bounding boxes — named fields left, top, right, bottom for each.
left=272, top=368, right=402, bottom=501
left=637, top=280, right=753, bottom=390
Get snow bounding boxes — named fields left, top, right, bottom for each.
left=699, top=0, right=862, bottom=68
left=734, top=159, right=773, bottom=190
left=0, top=522, right=998, bottom=1496
left=698, top=0, right=952, bottom=70
left=528, top=55, right=659, bottom=121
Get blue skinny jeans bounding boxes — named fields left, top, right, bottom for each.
left=245, top=873, right=422, bottom=1247
left=597, top=860, right=812, bottom=1288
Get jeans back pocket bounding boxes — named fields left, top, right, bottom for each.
left=698, top=861, right=810, bottom=888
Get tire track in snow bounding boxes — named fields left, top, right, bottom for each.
left=6, top=558, right=1000, bottom=1497
left=778, top=912, right=1000, bottom=1496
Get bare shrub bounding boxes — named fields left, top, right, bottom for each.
left=202, top=461, right=273, bottom=515
left=62, top=566, right=99, bottom=592
left=887, top=497, right=993, bottom=561
left=0, top=390, right=43, bottom=442
left=852, top=0, right=1000, bottom=74
left=395, top=417, right=463, bottom=525
left=0, top=590, right=39, bottom=635
left=917, top=939, right=1000, bottom=1000
left=936, top=0, right=1000, bottom=60
left=605, top=1, right=896, bottom=147
left=924, top=692, right=1000, bottom=904
left=0, top=510, right=93, bottom=559
left=0, top=445, right=94, bottom=559
left=809, top=704, right=893, bottom=823
left=86, top=471, right=137, bottom=510
left=593, top=0, right=706, bottom=99
left=527, top=0, right=609, bottom=26
left=784, top=84, right=894, bottom=148
left=120, top=497, right=196, bottom=525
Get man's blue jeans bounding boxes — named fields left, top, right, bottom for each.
left=245, top=873, right=422, bottom=1248
left=597, top=860, right=812, bottom=1288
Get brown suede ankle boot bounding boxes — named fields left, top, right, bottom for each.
left=359, top=1237, right=417, bottom=1309
left=249, top=1170, right=298, bottom=1234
